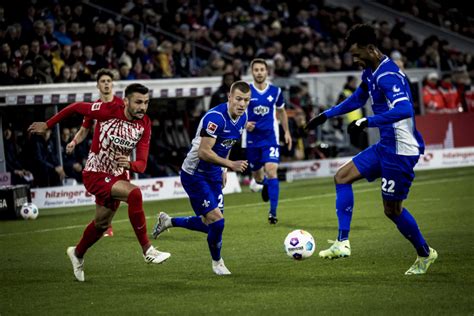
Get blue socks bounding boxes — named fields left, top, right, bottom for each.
left=268, top=178, right=279, bottom=217
left=207, top=219, right=225, bottom=261
left=336, top=184, right=354, bottom=241
left=388, top=208, right=430, bottom=257
left=172, top=216, right=209, bottom=233
left=172, top=216, right=226, bottom=261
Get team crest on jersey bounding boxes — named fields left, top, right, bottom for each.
left=253, top=105, right=269, bottom=116
left=221, top=138, right=237, bottom=149
left=91, top=102, right=102, bottom=111
left=267, top=95, right=274, bottom=102
left=206, top=122, right=218, bottom=134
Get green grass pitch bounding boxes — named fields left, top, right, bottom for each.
left=1, top=167, right=473, bottom=315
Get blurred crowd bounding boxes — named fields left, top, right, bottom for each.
left=376, top=0, right=474, bottom=39
left=1, top=0, right=473, bottom=85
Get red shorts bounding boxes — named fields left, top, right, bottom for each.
left=83, top=171, right=129, bottom=210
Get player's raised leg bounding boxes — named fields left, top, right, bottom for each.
left=112, top=180, right=170, bottom=264
left=152, top=212, right=209, bottom=239
left=319, top=160, right=362, bottom=259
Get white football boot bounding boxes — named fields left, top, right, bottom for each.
left=405, top=247, right=438, bottom=275
left=318, top=240, right=351, bottom=259
left=249, top=178, right=263, bottom=192
left=152, top=212, right=172, bottom=239
left=212, top=258, right=232, bottom=275
left=143, top=245, right=171, bottom=264
left=66, top=246, right=85, bottom=282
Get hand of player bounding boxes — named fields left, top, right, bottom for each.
left=347, top=118, right=368, bottom=135
left=246, top=121, right=256, bottom=132
left=66, top=140, right=76, bottom=154
left=229, top=160, right=248, bottom=173
left=284, top=131, right=292, bottom=151
left=116, top=155, right=131, bottom=169
left=27, top=122, right=48, bottom=135
left=304, top=113, right=327, bottom=131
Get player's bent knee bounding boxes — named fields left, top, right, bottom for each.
left=205, top=208, right=224, bottom=224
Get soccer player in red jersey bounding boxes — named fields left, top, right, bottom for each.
left=28, top=83, right=170, bottom=282
left=66, top=68, right=120, bottom=237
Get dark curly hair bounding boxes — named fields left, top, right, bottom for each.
left=344, top=24, right=378, bottom=51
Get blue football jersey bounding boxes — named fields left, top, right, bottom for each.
left=326, top=56, right=424, bottom=156
left=181, top=102, right=247, bottom=179
left=362, top=56, right=424, bottom=155
left=245, top=83, right=285, bottom=147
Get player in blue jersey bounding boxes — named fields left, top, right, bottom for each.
left=305, top=24, right=437, bottom=275
left=151, top=81, right=250, bottom=275
left=246, top=58, right=292, bottom=224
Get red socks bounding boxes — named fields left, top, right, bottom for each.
left=127, top=188, right=150, bottom=252
left=75, top=220, right=106, bottom=258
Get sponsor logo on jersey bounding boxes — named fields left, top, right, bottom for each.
left=253, top=105, right=269, bottom=116
left=109, top=135, right=137, bottom=149
left=392, top=85, right=401, bottom=93
left=91, top=102, right=102, bottom=111
left=206, top=122, right=218, bottom=134
left=221, top=138, right=237, bottom=148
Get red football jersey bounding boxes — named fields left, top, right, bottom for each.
left=82, top=96, right=124, bottom=129
left=47, top=101, right=151, bottom=176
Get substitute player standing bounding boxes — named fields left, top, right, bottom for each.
left=305, top=24, right=437, bottom=275
left=246, top=58, right=292, bottom=224
left=66, top=68, right=120, bottom=237
left=152, top=81, right=250, bottom=275
left=28, top=83, right=170, bottom=282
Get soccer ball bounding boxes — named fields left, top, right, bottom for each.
left=284, top=230, right=315, bottom=260
left=20, top=202, right=39, bottom=220
left=249, top=178, right=263, bottom=192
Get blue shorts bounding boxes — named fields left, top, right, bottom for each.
left=247, top=145, right=280, bottom=171
left=180, top=170, right=224, bottom=216
left=353, top=143, right=419, bottom=201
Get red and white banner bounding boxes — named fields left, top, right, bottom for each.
left=281, top=147, right=474, bottom=181
left=416, top=113, right=474, bottom=149
left=31, top=172, right=241, bottom=209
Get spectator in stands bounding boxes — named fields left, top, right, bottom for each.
left=157, top=40, right=174, bottom=78
left=29, top=130, right=65, bottom=187
left=0, top=61, right=13, bottom=85
left=17, top=60, right=38, bottom=84
left=423, top=72, right=445, bottom=114
left=35, top=55, right=54, bottom=83
left=55, top=65, right=71, bottom=83
left=439, top=74, right=462, bottom=113
left=3, top=123, right=34, bottom=185
left=210, top=72, right=236, bottom=108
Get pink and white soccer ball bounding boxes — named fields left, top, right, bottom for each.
left=284, top=230, right=315, bottom=260
left=20, top=202, right=39, bottom=220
